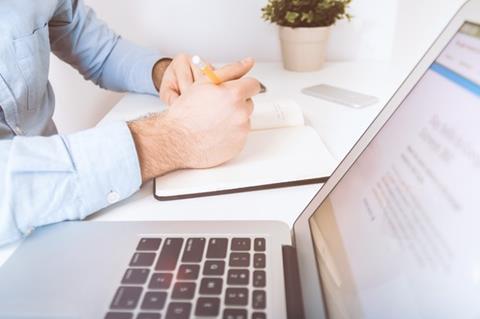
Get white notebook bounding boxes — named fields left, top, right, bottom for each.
left=154, top=99, right=338, bottom=200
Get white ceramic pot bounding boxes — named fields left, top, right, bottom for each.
left=279, top=26, right=331, bottom=72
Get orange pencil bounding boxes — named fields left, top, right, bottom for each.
left=192, top=55, right=222, bottom=85
left=192, top=55, right=267, bottom=92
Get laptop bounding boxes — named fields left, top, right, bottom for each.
left=1, top=1, right=479, bottom=318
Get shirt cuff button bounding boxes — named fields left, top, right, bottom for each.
left=107, top=191, right=120, bottom=204
left=25, top=226, right=34, bottom=236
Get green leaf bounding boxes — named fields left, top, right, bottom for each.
left=301, top=11, right=314, bottom=23
left=285, top=11, right=300, bottom=24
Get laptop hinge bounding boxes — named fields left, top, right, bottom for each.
left=282, top=245, right=306, bottom=319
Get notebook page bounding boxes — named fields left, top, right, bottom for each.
left=250, top=99, right=304, bottom=131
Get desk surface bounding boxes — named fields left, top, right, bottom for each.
left=0, top=61, right=409, bottom=267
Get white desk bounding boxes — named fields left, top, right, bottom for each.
left=0, top=61, right=409, bottom=267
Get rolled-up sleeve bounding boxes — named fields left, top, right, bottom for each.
left=0, top=122, right=142, bottom=246
left=49, top=0, right=162, bottom=95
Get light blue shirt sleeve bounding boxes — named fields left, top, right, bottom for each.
left=0, top=122, right=142, bottom=246
left=0, top=0, right=164, bottom=246
left=49, top=0, right=162, bottom=94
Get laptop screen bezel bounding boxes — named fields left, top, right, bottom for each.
left=291, top=1, right=480, bottom=318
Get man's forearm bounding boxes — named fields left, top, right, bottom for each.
left=128, top=112, right=188, bottom=182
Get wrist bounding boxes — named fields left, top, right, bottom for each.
left=128, top=113, right=186, bottom=182
left=152, top=57, right=173, bottom=92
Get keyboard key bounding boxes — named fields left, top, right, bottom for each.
left=225, top=288, right=248, bottom=306
left=200, top=277, right=223, bottom=295
left=229, top=253, right=250, bottom=267
left=253, top=270, right=266, bottom=287
left=110, top=286, right=142, bottom=309
left=137, top=238, right=162, bottom=251
left=137, top=313, right=160, bottom=319
left=253, top=253, right=266, bottom=268
left=223, top=309, right=247, bottom=319
left=172, top=282, right=196, bottom=300
left=252, top=290, right=266, bottom=309
left=121, top=268, right=150, bottom=285
left=195, top=297, right=220, bottom=316
left=181, top=238, right=206, bottom=262
left=203, top=260, right=225, bottom=276
left=105, top=312, right=133, bottom=319
left=254, top=238, right=266, bottom=252
left=206, top=238, right=228, bottom=258
left=177, top=264, right=199, bottom=280
left=252, top=312, right=266, bottom=319
left=166, top=302, right=191, bottom=319
left=149, top=273, right=173, bottom=289
left=141, top=291, right=167, bottom=310
left=130, top=253, right=156, bottom=267
left=155, top=238, right=184, bottom=271
left=231, top=238, right=251, bottom=251
left=227, top=269, right=249, bottom=285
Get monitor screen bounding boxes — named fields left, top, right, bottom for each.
left=309, top=22, right=480, bottom=319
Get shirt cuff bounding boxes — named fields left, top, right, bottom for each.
left=65, top=121, right=142, bottom=217
left=101, top=37, right=163, bottom=95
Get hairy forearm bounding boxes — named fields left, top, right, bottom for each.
left=128, top=112, right=185, bottom=182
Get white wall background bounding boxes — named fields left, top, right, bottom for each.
left=51, top=0, right=464, bottom=134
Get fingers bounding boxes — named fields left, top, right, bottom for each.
left=162, top=89, right=180, bottom=106
left=226, top=77, right=262, bottom=100
left=235, top=99, right=253, bottom=133
left=244, top=98, right=254, bottom=116
left=176, top=63, right=194, bottom=93
left=190, top=60, right=204, bottom=81
left=214, top=57, right=255, bottom=83
left=159, top=71, right=181, bottom=105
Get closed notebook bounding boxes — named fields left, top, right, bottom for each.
left=154, top=99, right=338, bottom=200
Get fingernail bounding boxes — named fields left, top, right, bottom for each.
left=259, top=82, right=267, bottom=93
left=241, top=57, right=254, bottom=65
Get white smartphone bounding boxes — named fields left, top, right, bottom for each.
left=301, top=84, right=379, bottom=108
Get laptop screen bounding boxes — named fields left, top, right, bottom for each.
left=309, top=22, right=480, bottom=319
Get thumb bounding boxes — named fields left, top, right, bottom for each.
left=214, top=57, right=255, bottom=83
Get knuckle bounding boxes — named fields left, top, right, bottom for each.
left=176, top=53, right=188, bottom=59
left=175, top=53, right=190, bottom=63
left=246, top=77, right=261, bottom=93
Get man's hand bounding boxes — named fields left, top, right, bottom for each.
left=153, top=53, right=255, bottom=105
left=130, top=69, right=261, bottom=182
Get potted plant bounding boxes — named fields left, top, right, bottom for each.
left=262, top=0, right=352, bottom=72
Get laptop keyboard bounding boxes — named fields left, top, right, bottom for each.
left=105, top=237, right=267, bottom=319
